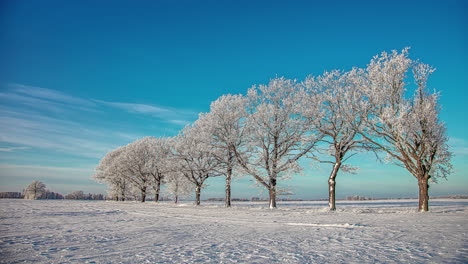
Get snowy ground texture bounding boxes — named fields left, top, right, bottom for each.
left=1, top=199, right=467, bottom=264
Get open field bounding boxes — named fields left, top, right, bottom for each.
left=1, top=199, right=467, bottom=263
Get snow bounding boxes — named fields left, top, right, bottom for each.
left=1, top=199, right=467, bottom=263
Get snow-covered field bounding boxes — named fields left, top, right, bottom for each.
left=1, top=199, right=467, bottom=263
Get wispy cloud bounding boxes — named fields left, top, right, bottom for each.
left=0, top=108, right=118, bottom=158
left=454, top=148, right=468, bottom=156
left=1, top=83, right=197, bottom=125
left=95, top=100, right=197, bottom=122
left=12, top=84, right=95, bottom=107
left=168, top=119, right=191, bottom=126
left=0, top=163, right=92, bottom=173
left=96, top=100, right=172, bottom=114
left=448, top=137, right=468, bottom=156
left=0, top=146, right=30, bottom=152
left=0, top=83, right=198, bottom=160
left=2, top=84, right=97, bottom=113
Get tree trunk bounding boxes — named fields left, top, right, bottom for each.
left=328, top=177, right=336, bottom=211
left=225, top=167, right=232, bottom=207
left=174, top=195, right=178, bottom=204
left=226, top=150, right=235, bottom=208
left=140, top=187, right=146, bottom=203
left=328, top=161, right=341, bottom=211
left=154, top=180, right=161, bottom=202
left=195, top=185, right=201, bottom=206
left=418, top=176, right=430, bottom=212
left=120, top=187, right=125, bottom=201
left=269, top=179, right=277, bottom=209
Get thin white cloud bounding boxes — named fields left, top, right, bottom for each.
left=453, top=147, right=468, bottom=156
left=448, top=137, right=466, bottom=145
left=95, top=100, right=172, bottom=114
left=0, top=146, right=30, bottom=152
left=0, top=83, right=198, bottom=160
left=0, top=163, right=92, bottom=173
left=0, top=86, right=98, bottom=114
left=0, top=114, right=120, bottom=158
left=95, top=100, right=197, bottom=124
left=113, top=132, right=143, bottom=141
left=10, top=84, right=95, bottom=107
left=2, top=83, right=197, bottom=125
left=448, top=137, right=468, bottom=156
left=168, top=119, right=191, bottom=126
left=0, top=91, right=71, bottom=113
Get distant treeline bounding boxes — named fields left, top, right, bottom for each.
left=0, top=190, right=106, bottom=200
left=0, top=191, right=64, bottom=199
left=431, top=195, right=468, bottom=199
left=207, top=197, right=305, bottom=202
left=64, top=191, right=105, bottom=200
left=0, top=192, right=23, bottom=199
left=345, top=196, right=375, bottom=201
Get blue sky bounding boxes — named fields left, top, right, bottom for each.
left=0, top=0, right=467, bottom=198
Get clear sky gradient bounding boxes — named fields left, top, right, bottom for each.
left=1, top=0, right=467, bottom=199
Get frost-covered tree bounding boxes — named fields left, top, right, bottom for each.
left=94, top=146, right=129, bottom=201
left=195, top=94, right=248, bottom=207
left=361, top=49, right=452, bottom=212
left=235, top=77, right=321, bottom=208
left=65, top=190, right=86, bottom=200
left=165, top=169, right=194, bottom=203
left=146, top=137, right=171, bottom=202
left=95, top=138, right=174, bottom=202
left=24, top=180, right=46, bottom=200
left=303, top=69, right=369, bottom=211
left=102, top=137, right=172, bottom=202
left=108, top=177, right=129, bottom=201
left=123, top=137, right=165, bottom=202
left=172, top=124, right=221, bottom=206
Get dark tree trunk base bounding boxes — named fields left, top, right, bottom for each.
left=195, top=186, right=201, bottom=206
left=328, top=178, right=336, bottom=211
left=269, top=184, right=277, bottom=209
left=225, top=175, right=232, bottom=208
left=154, top=180, right=161, bottom=202
left=418, top=177, right=430, bottom=212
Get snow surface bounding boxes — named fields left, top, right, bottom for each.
left=1, top=199, right=467, bottom=263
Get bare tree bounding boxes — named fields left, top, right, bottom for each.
left=361, top=49, right=452, bottom=212
left=234, top=77, right=321, bottom=208
left=24, top=180, right=46, bottom=200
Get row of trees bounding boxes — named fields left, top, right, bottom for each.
left=64, top=191, right=105, bottom=200
left=22, top=180, right=104, bottom=200
left=94, top=49, right=452, bottom=212
left=0, top=192, right=24, bottom=199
